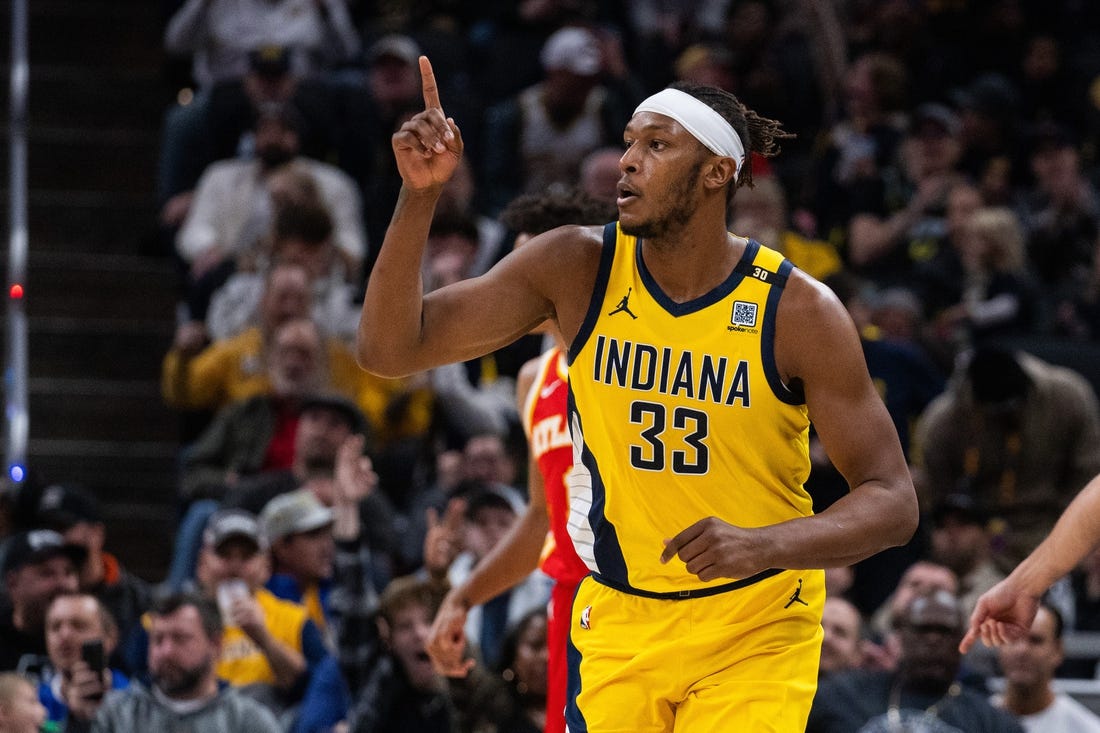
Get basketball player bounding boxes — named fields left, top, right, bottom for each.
left=426, top=188, right=613, bottom=733
left=358, top=56, right=917, bottom=731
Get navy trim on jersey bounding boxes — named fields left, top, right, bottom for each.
left=636, top=237, right=760, bottom=317
left=591, top=567, right=784, bottom=599
left=568, top=222, right=618, bottom=365
left=569, top=389, right=629, bottom=581
left=762, top=258, right=805, bottom=405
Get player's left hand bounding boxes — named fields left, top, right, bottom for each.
left=660, top=517, right=767, bottom=581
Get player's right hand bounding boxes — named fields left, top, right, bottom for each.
left=958, top=577, right=1039, bottom=653
left=392, top=56, right=463, bottom=191
left=426, top=591, right=476, bottom=677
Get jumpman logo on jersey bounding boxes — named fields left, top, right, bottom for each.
left=608, top=287, right=638, bottom=319
left=784, top=578, right=809, bottom=608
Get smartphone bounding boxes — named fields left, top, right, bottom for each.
left=80, top=639, right=106, bottom=701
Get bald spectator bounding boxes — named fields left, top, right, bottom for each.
left=869, top=560, right=959, bottom=670
left=579, top=147, right=624, bottom=208
left=808, top=589, right=1023, bottom=732
left=162, top=262, right=314, bottom=412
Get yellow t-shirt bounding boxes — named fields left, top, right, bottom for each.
left=216, top=587, right=308, bottom=687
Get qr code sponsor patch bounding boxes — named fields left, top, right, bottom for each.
left=731, top=301, right=758, bottom=327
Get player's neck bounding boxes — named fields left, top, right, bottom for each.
left=641, top=226, right=745, bottom=303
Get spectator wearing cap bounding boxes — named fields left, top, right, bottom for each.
left=929, top=494, right=1005, bottom=619
left=33, top=485, right=151, bottom=676
left=165, top=392, right=395, bottom=598
left=260, top=488, right=365, bottom=733
left=914, top=346, right=1100, bottom=570
left=479, top=25, right=636, bottom=215
left=192, top=509, right=329, bottom=711
left=867, top=560, right=958, bottom=671
left=950, top=73, right=1024, bottom=202
left=400, top=431, right=525, bottom=574
left=0, top=530, right=84, bottom=672
left=846, top=102, right=966, bottom=289
left=203, top=45, right=343, bottom=172
left=260, top=489, right=339, bottom=632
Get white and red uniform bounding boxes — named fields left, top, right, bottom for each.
left=522, top=347, right=589, bottom=733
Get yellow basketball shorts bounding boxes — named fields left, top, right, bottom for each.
left=565, top=569, right=824, bottom=733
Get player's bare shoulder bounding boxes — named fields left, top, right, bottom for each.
left=773, top=268, right=860, bottom=381
left=780, top=269, right=846, bottom=322
left=512, top=223, right=607, bottom=337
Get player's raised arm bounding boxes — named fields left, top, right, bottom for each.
left=356, top=57, right=559, bottom=379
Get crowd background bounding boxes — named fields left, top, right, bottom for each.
left=4, top=0, right=1100, bottom=731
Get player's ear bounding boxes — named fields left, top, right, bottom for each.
left=703, top=157, right=737, bottom=190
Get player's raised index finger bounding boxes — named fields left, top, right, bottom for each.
left=420, top=56, right=442, bottom=110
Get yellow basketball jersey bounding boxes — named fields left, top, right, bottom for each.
left=566, top=223, right=813, bottom=595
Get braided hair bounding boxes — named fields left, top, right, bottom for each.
left=668, top=81, right=793, bottom=191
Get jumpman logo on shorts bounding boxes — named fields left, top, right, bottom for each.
left=784, top=578, right=809, bottom=608
left=608, top=287, right=638, bottom=319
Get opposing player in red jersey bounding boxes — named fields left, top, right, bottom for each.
left=426, top=188, right=613, bottom=733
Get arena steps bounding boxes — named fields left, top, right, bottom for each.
left=0, top=0, right=181, bottom=581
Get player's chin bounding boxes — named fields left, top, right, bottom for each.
left=617, top=213, right=651, bottom=238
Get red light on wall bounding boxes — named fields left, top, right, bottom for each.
left=9, top=284, right=23, bottom=299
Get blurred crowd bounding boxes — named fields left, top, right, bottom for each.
left=5, top=0, right=1100, bottom=731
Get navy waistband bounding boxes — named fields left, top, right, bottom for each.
left=590, top=568, right=784, bottom=600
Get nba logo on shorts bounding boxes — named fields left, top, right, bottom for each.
left=580, top=605, right=592, bottom=630
left=730, top=301, right=758, bottom=328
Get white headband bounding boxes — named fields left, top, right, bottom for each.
left=634, top=88, right=746, bottom=172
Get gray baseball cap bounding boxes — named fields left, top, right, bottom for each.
left=260, top=489, right=334, bottom=543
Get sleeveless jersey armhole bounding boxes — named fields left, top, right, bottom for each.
left=567, top=222, right=618, bottom=365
